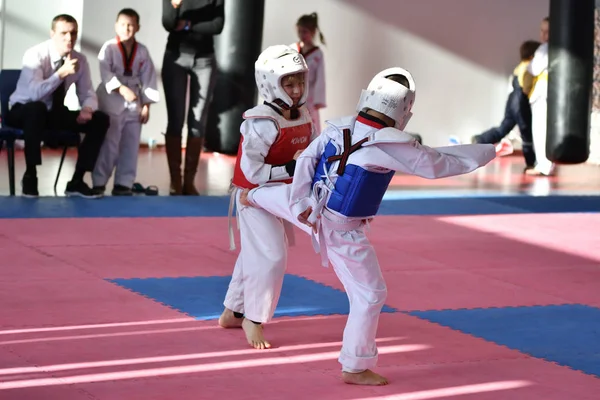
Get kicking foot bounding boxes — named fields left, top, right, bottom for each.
left=342, top=369, right=389, bottom=386
left=242, top=318, right=272, bottom=349
left=218, top=308, right=243, bottom=329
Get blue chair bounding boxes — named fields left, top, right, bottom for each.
left=0, top=69, right=80, bottom=196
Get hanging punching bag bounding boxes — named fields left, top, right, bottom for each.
left=546, top=0, right=595, bottom=163
left=204, top=0, right=265, bottom=155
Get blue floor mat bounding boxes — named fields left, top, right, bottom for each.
left=409, top=304, right=600, bottom=377
left=376, top=197, right=526, bottom=215
left=109, top=274, right=397, bottom=320
left=485, top=196, right=600, bottom=214
left=1, top=194, right=599, bottom=218
left=0, top=196, right=230, bottom=218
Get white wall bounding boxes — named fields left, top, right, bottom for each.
left=262, top=0, right=549, bottom=146
left=1, top=0, right=549, bottom=147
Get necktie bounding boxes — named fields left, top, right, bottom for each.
left=52, top=58, right=66, bottom=111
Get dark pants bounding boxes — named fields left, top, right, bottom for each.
left=7, top=101, right=109, bottom=172
left=162, top=50, right=216, bottom=138
left=476, top=90, right=536, bottom=167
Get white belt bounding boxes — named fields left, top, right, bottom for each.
left=312, top=208, right=365, bottom=268
left=227, top=183, right=239, bottom=251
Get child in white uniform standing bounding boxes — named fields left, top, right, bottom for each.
left=219, top=45, right=317, bottom=350
left=240, top=67, right=496, bottom=385
left=92, top=8, right=159, bottom=196
left=292, top=13, right=326, bottom=134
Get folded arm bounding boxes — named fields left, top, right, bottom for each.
left=188, top=0, right=225, bottom=35
left=239, top=119, right=296, bottom=185
left=161, top=0, right=179, bottom=31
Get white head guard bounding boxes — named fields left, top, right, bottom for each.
left=356, top=67, right=416, bottom=130
left=255, top=45, right=309, bottom=109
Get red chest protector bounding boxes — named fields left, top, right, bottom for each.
left=231, top=104, right=313, bottom=189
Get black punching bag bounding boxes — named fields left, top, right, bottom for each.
left=204, top=0, right=265, bottom=155
left=546, top=0, right=595, bottom=163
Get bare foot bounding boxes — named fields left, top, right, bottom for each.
left=342, top=369, right=389, bottom=386
left=242, top=318, right=272, bottom=349
left=218, top=308, right=243, bottom=329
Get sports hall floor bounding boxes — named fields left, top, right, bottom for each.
left=0, top=147, right=599, bottom=399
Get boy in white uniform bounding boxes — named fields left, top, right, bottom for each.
left=240, top=67, right=496, bottom=385
left=92, top=8, right=159, bottom=195
left=218, top=45, right=317, bottom=349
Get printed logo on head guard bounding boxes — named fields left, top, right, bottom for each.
left=381, top=97, right=399, bottom=109
left=293, top=55, right=302, bottom=64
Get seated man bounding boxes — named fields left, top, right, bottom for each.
left=8, top=14, right=109, bottom=198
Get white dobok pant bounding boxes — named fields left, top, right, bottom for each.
left=224, top=186, right=312, bottom=323
left=249, top=184, right=388, bottom=373
left=92, top=111, right=142, bottom=188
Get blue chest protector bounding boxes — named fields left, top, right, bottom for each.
left=311, top=130, right=394, bottom=218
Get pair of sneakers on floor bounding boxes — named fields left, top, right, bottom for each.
left=22, top=174, right=102, bottom=198
left=22, top=175, right=157, bottom=198
left=92, top=183, right=159, bottom=196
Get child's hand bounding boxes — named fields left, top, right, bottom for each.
left=140, top=105, right=150, bottom=124
left=298, top=207, right=317, bottom=233
left=171, top=0, right=183, bottom=8
left=239, top=189, right=252, bottom=207
left=119, top=86, right=138, bottom=102
left=293, top=150, right=304, bottom=160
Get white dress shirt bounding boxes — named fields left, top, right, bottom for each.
left=9, top=39, right=98, bottom=111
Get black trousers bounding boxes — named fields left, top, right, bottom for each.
left=476, top=91, right=536, bottom=167
left=162, top=50, right=216, bottom=138
left=7, top=101, right=109, bottom=172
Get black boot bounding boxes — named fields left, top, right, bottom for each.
left=182, top=136, right=202, bottom=196
left=165, top=135, right=183, bottom=195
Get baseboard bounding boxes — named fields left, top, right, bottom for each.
left=139, top=143, right=164, bottom=149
